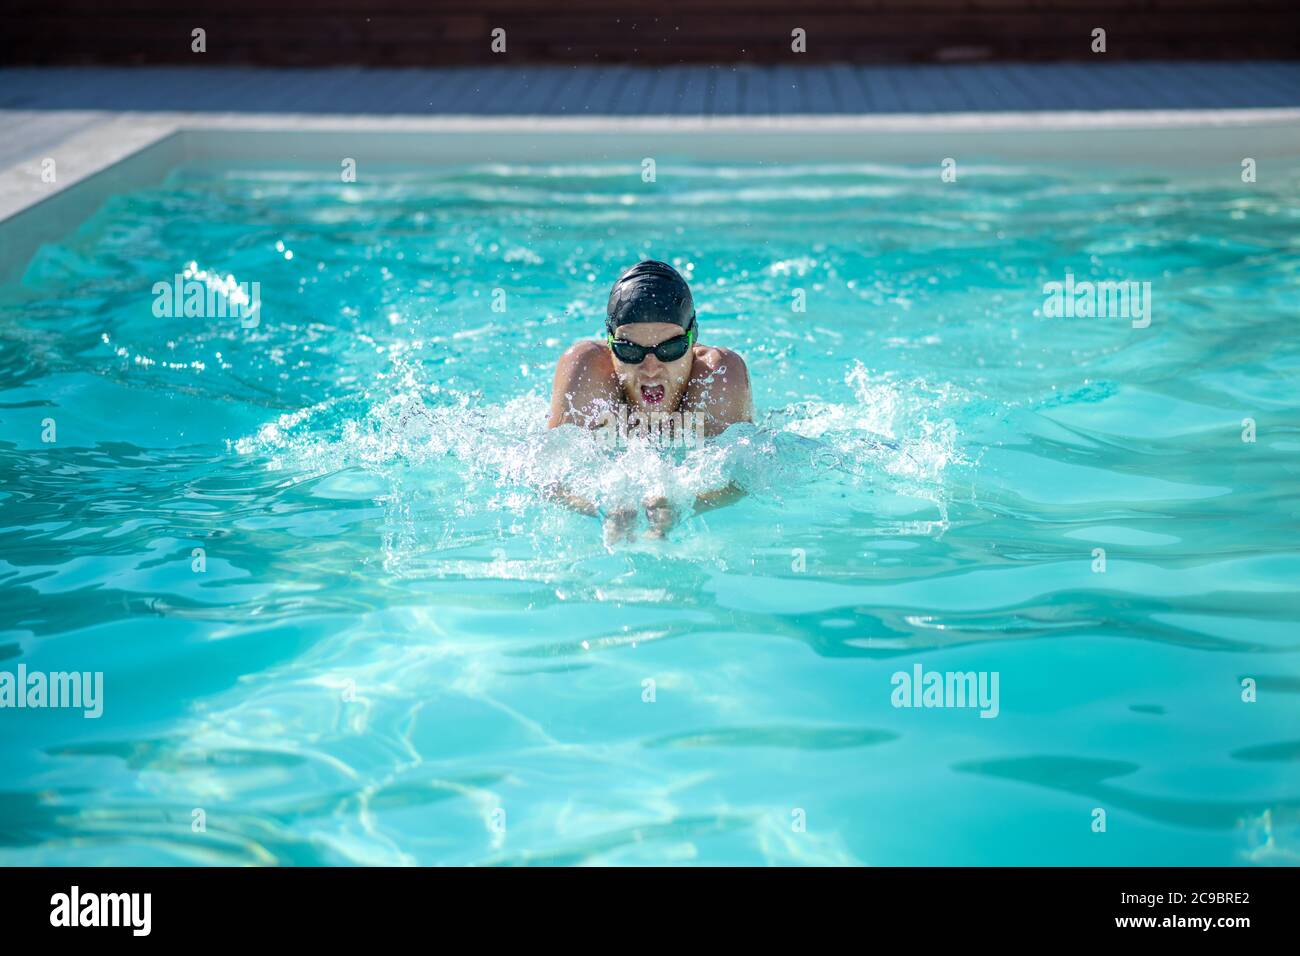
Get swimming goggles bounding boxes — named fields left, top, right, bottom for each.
left=607, top=322, right=696, bottom=364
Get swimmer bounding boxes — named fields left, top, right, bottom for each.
left=547, top=259, right=753, bottom=542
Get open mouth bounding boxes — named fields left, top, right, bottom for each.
left=640, top=384, right=666, bottom=405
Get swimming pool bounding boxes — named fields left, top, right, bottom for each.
left=1, top=122, right=1297, bottom=865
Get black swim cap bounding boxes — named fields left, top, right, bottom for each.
left=605, top=260, right=695, bottom=333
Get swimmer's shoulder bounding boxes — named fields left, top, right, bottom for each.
left=560, top=337, right=610, bottom=364
left=549, top=339, right=620, bottom=428
left=691, top=344, right=750, bottom=387
left=556, top=338, right=616, bottom=380
left=687, top=344, right=753, bottom=428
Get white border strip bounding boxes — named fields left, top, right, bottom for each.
left=199, top=106, right=1300, bottom=131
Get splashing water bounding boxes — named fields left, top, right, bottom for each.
left=233, top=350, right=967, bottom=573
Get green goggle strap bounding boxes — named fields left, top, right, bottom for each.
left=605, top=323, right=696, bottom=350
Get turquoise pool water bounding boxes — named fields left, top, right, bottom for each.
left=1, top=139, right=1298, bottom=865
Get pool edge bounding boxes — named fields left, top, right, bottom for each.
left=3, top=106, right=1300, bottom=225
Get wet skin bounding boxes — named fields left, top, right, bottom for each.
left=547, top=322, right=753, bottom=541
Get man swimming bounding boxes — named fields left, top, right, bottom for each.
left=547, top=259, right=753, bottom=541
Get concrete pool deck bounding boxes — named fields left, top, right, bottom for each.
left=1, top=61, right=1299, bottom=225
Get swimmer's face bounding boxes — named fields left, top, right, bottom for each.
left=609, top=322, right=694, bottom=412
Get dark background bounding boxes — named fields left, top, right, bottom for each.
left=4, top=0, right=1299, bottom=66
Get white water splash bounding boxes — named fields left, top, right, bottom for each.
left=234, top=361, right=967, bottom=565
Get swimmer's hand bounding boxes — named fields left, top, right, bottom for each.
left=643, top=495, right=678, bottom=538
left=602, top=505, right=638, bottom=546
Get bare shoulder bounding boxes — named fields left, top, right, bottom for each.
left=690, top=344, right=750, bottom=384
left=553, top=339, right=618, bottom=390
left=685, top=344, right=753, bottom=430
left=548, top=339, right=618, bottom=428
left=691, top=348, right=754, bottom=382
left=558, top=338, right=612, bottom=371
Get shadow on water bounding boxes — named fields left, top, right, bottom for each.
left=954, top=755, right=1300, bottom=833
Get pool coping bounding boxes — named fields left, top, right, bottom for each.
left=2, top=106, right=1299, bottom=227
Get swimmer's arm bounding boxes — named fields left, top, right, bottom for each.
left=683, top=349, right=752, bottom=513
left=694, top=482, right=746, bottom=513
left=544, top=343, right=623, bottom=516
left=544, top=482, right=600, bottom=517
